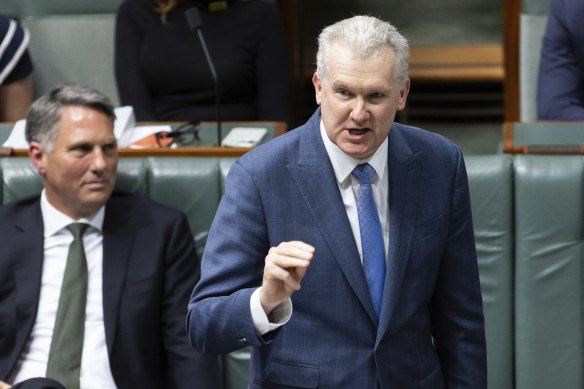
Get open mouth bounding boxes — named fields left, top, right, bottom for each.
left=348, top=128, right=370, bottom=135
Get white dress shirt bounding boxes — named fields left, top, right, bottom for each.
left=251, top=121, right=390, bottom=334
left=10, top=190, right=117, bottom=388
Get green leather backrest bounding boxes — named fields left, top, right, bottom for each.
left=0, top=157, right=234, bottom=251
left=22, top=14, right=120, bottom=105
left=466, top=155, right=514, bottom=389
left=0, top=155, right=516, bottom=389
left=0, top=0, right=123, bottom=17
left=0, top=158, right=148, bottom=204
left=147, top=157, right=229, bottom=258
left=514, top=155, right=584, bottom=389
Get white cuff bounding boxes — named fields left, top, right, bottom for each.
left=250, top=287, right=292, bottom=335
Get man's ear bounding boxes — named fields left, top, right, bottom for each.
left=397, top=78, right=410, bottom=111
left=312, top=72, right=322, bottom=105
left=28, top=141, right=47, bottom=176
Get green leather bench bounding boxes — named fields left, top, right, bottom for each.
left=514, top=155, right=584, bottom=389
left=2, top=154, right=580, bottom=389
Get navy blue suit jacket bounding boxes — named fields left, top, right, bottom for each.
left=537, top=0, right=584, bottom=119
left=188, top=109, right=487, bottom=388
left=0, top=193, right=221, bottom=389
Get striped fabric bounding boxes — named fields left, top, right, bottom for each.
left=0, top=15, right=30, bottom=85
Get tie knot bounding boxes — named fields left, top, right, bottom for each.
left=66, top=223, right=89, bottom=239
left=352, top=163, right=376, bottom=185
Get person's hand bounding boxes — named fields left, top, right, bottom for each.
left=260, top=241, right=315, bottom=315
left=0, top=380, right=12, bottom=389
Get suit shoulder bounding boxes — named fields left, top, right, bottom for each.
left=392, top=122, right=461, bottom=156
left=236, top=124, right=304, bottom=169
left=0, top=196, right=39, bottom=217
left=108, top=192, right=185, bottom=220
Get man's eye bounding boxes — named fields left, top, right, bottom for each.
left=74, top=145, right=92, bottom=153
left=103, top=143, right=117, bottom=153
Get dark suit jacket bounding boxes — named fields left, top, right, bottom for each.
left=188, top=109, right=487, bottom=388
left=537, top=0, right=584, bottom=119
left=0, top=192, right=221, bottom=389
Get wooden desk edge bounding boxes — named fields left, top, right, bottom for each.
left=11, top=146, right=254, bottom=158
left=502, top=122, right=522, bottom=154
left=7, top=120, right=286, bottom=158
left=503, top=121, right=584, bottom=155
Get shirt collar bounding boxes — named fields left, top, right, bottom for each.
left=40, top=189, right=105, bottom=237
left=319, top=120, right=389, bottom=186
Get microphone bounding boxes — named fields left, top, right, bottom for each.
left=185, top=7, right=222, bottom=146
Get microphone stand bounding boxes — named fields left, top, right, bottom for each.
left=185, top=7, right=222, bottom=146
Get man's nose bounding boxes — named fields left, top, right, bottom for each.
left=90, top=149, right=107, bottom=171
left=350, top=97, right=369, bottom=122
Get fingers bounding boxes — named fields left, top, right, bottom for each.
left=0, top=381, right=12, bottom=389
left=261, top=241, right=315, bottom=311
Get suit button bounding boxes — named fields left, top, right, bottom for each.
left=238, top=338, right=247, bottom=345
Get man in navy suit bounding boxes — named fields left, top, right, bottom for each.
left=0, top=83, right=221, bottom=388
left=537, top=0, right=584, bottom=119
left=188, top=15, right=487, bottom=388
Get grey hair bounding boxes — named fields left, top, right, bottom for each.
left=25, top=83, right=116, bottom=151
left=315, top=15, right=409, bottom=84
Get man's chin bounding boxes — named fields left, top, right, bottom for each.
left=339, top=143, right=375, bottom=160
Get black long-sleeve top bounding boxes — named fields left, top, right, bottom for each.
left=115, top=0, right=292, bottom=125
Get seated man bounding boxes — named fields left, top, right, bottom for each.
left=0, top=83, right=221, bottom=389
left=537, top=0, right=584, bottom=119
left=0, top=15, right=33, bottom=122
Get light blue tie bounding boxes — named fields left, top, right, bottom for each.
left=352, top=163, right=386, bottom=319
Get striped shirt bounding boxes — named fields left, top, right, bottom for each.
left=0, top=15, right=32, bottom=85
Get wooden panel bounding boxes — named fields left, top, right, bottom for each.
left=503, top=0, right=521, bottom=122
left=409, top=44, right=504, bottom=83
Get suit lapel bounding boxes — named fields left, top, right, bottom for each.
left=288, top=111, right=378, bottom=323
left=12, top=201, right=45, bottom=349
left=101, top=197, right=134, bottom=352
left=377, top=125, right=419, bottom=342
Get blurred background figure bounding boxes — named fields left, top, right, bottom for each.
left=0, top=14, right=33, bottom=122
left=115, top=0, right=292, bottom=127
left=537, top=0, right=584, bottom=120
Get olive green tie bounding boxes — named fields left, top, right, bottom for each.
left=46, top=223, right=89, bottom=389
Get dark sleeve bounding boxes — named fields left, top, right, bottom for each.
left=162, top=212, right=222, bottom=388
left=0, top=16, right=33, bottom=85
left=115, top=0, right=158, bottom=121
left=430, top=148, right=487, bottom=388
left=253, top=4, right=293, bottom=128
left=537, top=0, right=584, bottom=119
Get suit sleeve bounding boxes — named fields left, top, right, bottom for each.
left=537, top=0, right=584, bottom=119
left=187, top=161, right=274, bottom=355
left=430, top=148, right=488, bottom=388
left=161, top=213, right=222, bottom=388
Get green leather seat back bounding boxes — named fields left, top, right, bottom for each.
left=0, top=158, right=42, bottom=204
left=0, top=157, right=147, bottom=204
left=147, top=157, right=224, bottom=257
left=22, top=15, right=119, bottom=105
left=1, top=0, right=122, bottom=16
left=466, top=155, right=514, bottom=389
left=514, top=155, right=584, bottom=389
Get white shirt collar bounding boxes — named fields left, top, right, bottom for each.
left=40, top=189, right=105, bottom=237
left=319, top=120, right=389, bottom=186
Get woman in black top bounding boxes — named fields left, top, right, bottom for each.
left=115, top=0, right=292, bottom=126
